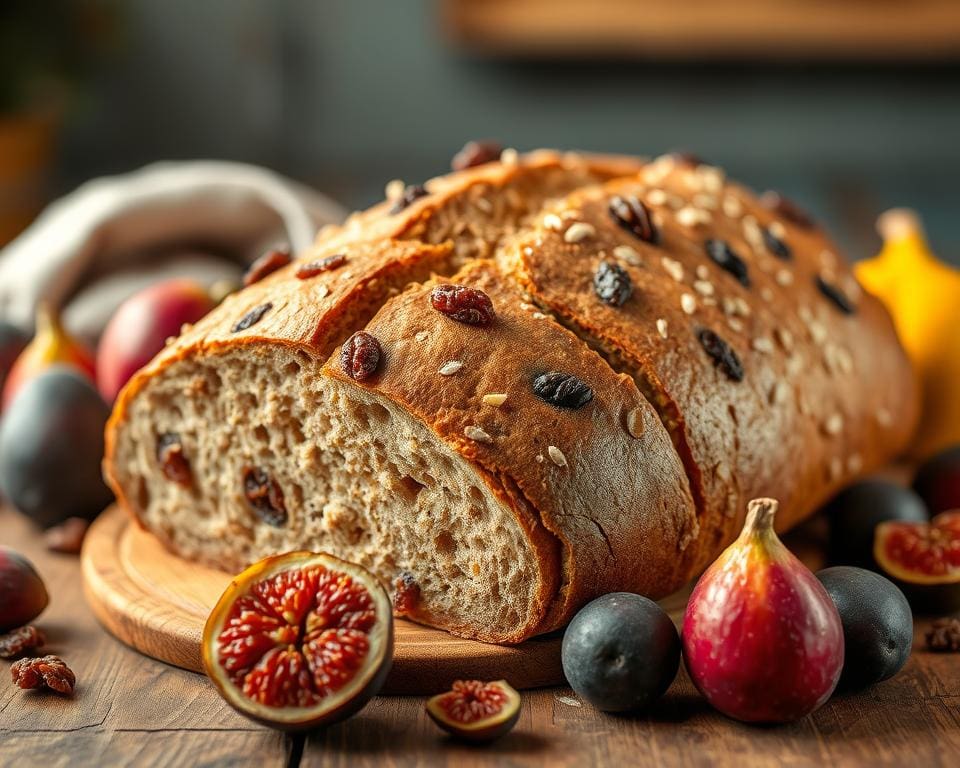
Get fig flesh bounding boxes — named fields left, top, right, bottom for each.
left=202, top=551, right=393, bottom=731
left=426, top=679, right=521, bottom=742
left=682, top=498, right=844, bottom=723
left=874, top=511, right=960, bottom=612
left=0, top=547, right=49, bottom=632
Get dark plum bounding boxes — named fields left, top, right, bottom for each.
left=562, top=592, right=680, bottom=712
left=913, top=445, right=960, bottom=515
left=0, top=322, right=29, bottom=399
left=0, top=547, right=49, bottom=631
left=0, top=367, right=113, bottom=527
left=817, top=566, right=913, bottom=690
left=825, top=480, right=928, bottom=568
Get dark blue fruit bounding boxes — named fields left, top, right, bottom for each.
left=0, top=367, right=113, bottom=527
left=561, top=592, right=680, bottom=712
left=913, top=445, right=960, bottom=516
left=816, top=566, right=913, bottom=690
left=825, top=480, right=928, bottom=568
left=0, top=322, right=29, bottom=403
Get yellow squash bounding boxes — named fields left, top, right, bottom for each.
left=856, top=210, right=960, bottom=458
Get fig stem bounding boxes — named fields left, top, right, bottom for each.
left=742, top=497, right=779, bottom=537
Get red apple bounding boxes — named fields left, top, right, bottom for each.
left=682, top=498, right=844, bottom=723
left=96, top=279, right=215, bottom=403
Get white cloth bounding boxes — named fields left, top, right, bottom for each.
left=0, top=161, right=346, bottom=338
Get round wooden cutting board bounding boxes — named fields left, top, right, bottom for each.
left=83, top=505, right=595, bottom=695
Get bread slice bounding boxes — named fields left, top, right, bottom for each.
left=104, top=150, right=918, bottom=643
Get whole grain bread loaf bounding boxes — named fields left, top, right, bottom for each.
left=103, top=149, right=918, bottom=643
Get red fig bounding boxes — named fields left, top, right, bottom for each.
left=682, top=498, right=844, bottom=723
left=2, top=304, right=95, bottom=411
left=96, top=279, right=215, bottom=403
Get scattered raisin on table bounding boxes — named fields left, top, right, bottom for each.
left=390, top=184, right=428, bottom=214
left=705, top=239, right=750, bottom=287
left=44, top=518, right=90, bottom=555
left=295, top=253, right=347, bottom=279
left=698, top=328, right=744, bottom=382
left=430, top=285, right=496, bottom=326
left=608, top=194, right=658, bottom=244
left=243, top=467, right=288, bottom=527
left=243, top=248, right=291, bottom=287
left=452, top=140, right=502, bottom=171
left=340, top=331, right=382, bottom=381
left=760, top=191, right=815, bottom=229
left=762, top=227, right=792, bottom=260
left=926, top=618, right=960, bottom=652
left=533, top=372, right=594, bottom=410
left=231, top=302, right=273, bottom=333
left=0, top=626, right=46, bottom=659
left=11, top=655, right=75, bottom=695
left=816, top=276, right=856, bottom=315
left=393, top=571, right=421, bottom=615
left=157, top=433, right=192, bottom=488
left=593, top=261, right=633, bottom=307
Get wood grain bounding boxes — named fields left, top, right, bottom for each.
left=4, top=503, right=960, bottom=767
left=80, top=505, right=567, bottom=695
left=443, top=0, right=960, bottom=59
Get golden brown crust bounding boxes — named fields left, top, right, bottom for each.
left=322, top=262, right=696, bottom=634
left=500, top=156, right=919, bottom=572
left=104, top=148, right=919, bottom=642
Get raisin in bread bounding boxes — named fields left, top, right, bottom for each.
left=103, top=149, right=917, bottom=644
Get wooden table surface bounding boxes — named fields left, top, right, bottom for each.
left=2, top=505, right=959, bottom=768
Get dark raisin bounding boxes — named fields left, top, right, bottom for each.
left=429, top=284, right=496, bottom=326
left=157, top=433, right=192, bottom=488
left=532, top=372, right=594, bottom=410
left=393, top=571, right=421, bottom=615
left=704, top=239, right=750, bottom=287
left=340, top=331, right=382, bottom=381
left=231, top=302, right=273, bottom=333
left=669, top=151, right=707, bottom=167
left=451, top=140, right=502, bottom=171
left=295, top=253, right=347, bottom=279
left=763, top=227, right=792, bottom=260
left=697, top=328, right=744, bottom=382
left=242, top=467, right=287, bottom=527
left=608, top=195, right=658, bottom=244
left=593, top=260, right=633, bottom=307
left=390, top=184, right=428, bottom=214
left=243, top=248, right=291, bottom=287
left=816, top=275, right=856, bottom=315
left=760, top=191, right=815, bottom=229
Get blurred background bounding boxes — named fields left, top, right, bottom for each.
left=2, top=0, right=959, bottom=260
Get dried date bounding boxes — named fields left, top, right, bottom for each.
left=157, top=433, right=192, bottom=487
left=242, top=467, right=288, bottom=527
left=295, top=253, right=347, bottom=279
left=429, top=284, right=496, bottom=326
left=243, top=248, right=291, bottom=287
left=340, top=331, right=382, bottom=381
left=0, top=626, right=46, bottom=659
left=11, top=655, right=75, bottom=695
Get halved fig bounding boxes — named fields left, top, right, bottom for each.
left=202, top=551, right=393, bottom=730
left=874, top=511, right=960, bottom=612
left=426, top=679, right=521, bottom=742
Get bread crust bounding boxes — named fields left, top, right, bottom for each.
left=103, top=149, right=918, bottom=643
